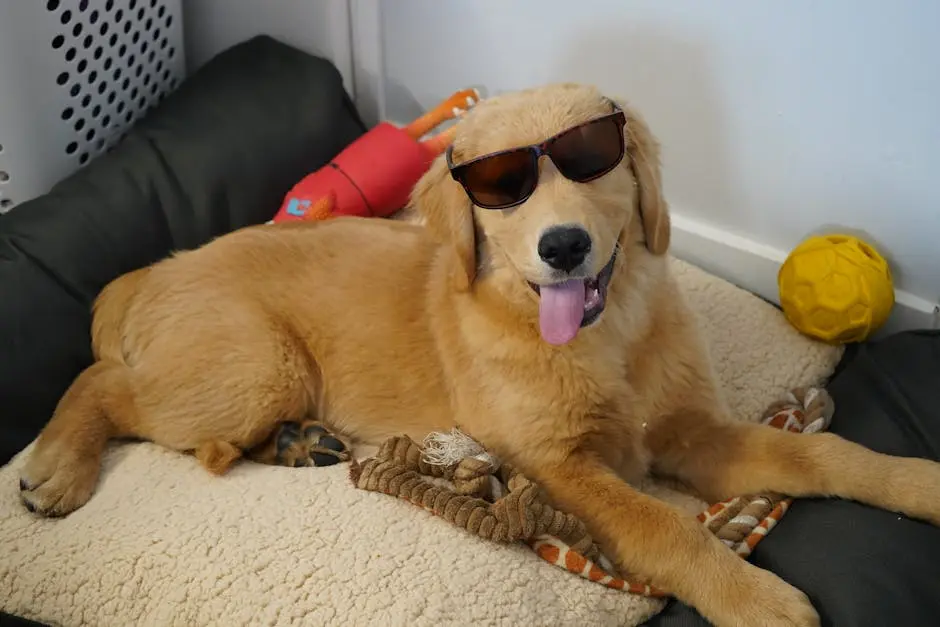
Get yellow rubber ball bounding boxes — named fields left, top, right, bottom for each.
left=778, top=234, right=895, bottom=343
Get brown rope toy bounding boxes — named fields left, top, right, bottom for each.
left=350, top=386, right=834, bottom=597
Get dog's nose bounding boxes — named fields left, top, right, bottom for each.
left=538, top=226, right=592, bottom=272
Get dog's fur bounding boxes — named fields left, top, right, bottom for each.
left=19, top=84, right=940, bottom=626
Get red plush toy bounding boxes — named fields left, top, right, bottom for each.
left=270, top=88, right=482, bottom=224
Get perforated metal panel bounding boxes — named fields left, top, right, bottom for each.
left=0, top=0, right=185, bottom=214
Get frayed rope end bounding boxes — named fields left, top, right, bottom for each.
left=422, top=428, right=500, bottom=469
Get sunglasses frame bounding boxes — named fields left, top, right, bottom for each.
left=445, top=102, right=627, bottom=210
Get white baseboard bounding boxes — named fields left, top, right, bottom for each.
left=670, top=212, right=940, bottom=338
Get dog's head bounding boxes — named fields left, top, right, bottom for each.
left=411, top=83, right=670, bottom=345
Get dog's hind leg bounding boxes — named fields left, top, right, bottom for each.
left=21, top=319, right=323, bottom=516
left=19, top=360, right=136, bottom=517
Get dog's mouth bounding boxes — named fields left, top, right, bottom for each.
left=529, top=249, right=618, bottom=346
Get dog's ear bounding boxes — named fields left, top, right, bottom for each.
left=616, top=100, right=671, bottom=255
left=410, top=153, right=477, bottom=290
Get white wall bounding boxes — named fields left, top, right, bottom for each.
left=182, top=0, right=354, bottom=94
left=373, top=0, right=940, bottom=329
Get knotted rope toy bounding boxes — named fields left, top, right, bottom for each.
left=349, top=387, right=834, bottom=597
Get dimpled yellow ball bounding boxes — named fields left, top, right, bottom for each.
left=778, top=234, right=895, bottom=344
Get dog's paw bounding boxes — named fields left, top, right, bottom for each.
left=273, top=420, right=352, bottom=468
left=748, top=575, right=819, bottom=627
left=892, top=457, right=940, bottom=527
left=19, top=439, right=100, bottom=517
left=706, top=564, right=819, bottom=627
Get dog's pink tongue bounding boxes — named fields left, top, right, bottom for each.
left=539, top=279, right=585, bottom=345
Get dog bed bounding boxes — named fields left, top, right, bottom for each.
left=0, top=257, right=842, bottom=627
left=9, top=35, right=937, bottom=627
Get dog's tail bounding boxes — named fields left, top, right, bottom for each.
left=91, top=265, right=151, bottom=362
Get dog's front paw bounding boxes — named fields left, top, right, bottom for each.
left=19, top=438, right=100, bottom=517
left=273, top=420, right=351, bottom=467
left=893, top=458, right=940, bottom=527
left=705, top=564, right=819, bottom=627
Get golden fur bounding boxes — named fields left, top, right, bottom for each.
left=18, top=83, right=940, bottom=626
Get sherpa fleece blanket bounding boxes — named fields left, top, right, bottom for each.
left=0, top=258, right=843, bottom=627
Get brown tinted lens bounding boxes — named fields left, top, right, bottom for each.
left=458, top=149, right=538, bottom=208
left=549, top=115, right=625, bottom=182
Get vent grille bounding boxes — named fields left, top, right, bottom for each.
left=0, top=142, right=8, bottom=212
left=46, top=0, right=180, bottom=167
left=0, top=0, right=184, bottom=213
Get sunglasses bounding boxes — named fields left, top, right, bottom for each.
left=446, top=104, right=627, bottom=210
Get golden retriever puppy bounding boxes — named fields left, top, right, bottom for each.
left=18, top=83, right=940, bottom=626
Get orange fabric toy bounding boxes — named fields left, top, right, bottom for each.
left=270, top=88, right=481, bottom=223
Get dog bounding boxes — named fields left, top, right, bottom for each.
left=18, top=83, right=940, bottom=626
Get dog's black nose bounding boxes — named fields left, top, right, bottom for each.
left=538, top=226, right=592, bottom=272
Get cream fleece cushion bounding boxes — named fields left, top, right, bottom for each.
left=0, top=259, right=842, bottom=627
